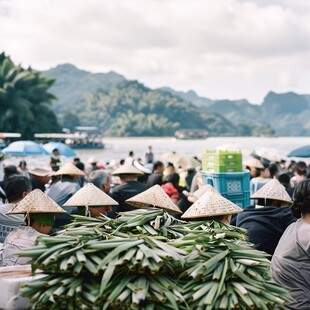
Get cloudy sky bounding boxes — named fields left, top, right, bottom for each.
left=1, top=0, right=309, bottom=104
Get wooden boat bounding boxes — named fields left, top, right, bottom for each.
left=34, top=126, right=104, bottom=150
left=174, top=129, right=208, bottom=140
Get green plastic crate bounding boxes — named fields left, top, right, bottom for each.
left=202, top=150, right=242, bottom=172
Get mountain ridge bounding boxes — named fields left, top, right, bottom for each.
left=43, top=64, right=310, bottom=136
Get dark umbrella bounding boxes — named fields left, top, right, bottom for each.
left=287, top=145, right=310, bottom=158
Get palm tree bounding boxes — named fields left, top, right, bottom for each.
left=0, top=53, right=61, bottom=138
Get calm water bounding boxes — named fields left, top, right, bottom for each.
left=3, top=136, right=310, bottom=168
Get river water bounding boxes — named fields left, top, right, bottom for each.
left=4, top=136, right=310, bottom=168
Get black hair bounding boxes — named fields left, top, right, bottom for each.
left=4, top=175, right=32, bottom=202
left=4, top=165, right=19, bottom=179
left=291, top=179, right=310, bottom=217
left=166, top=172, right=180, bottom=187
left=153, top=161, right=164, bottom=172
left=75, top=162, right=85, bottom=171
left=278, top=173, right=290, bottom=187
left=19, top=160, right=27, bottom=167
left=269, top=163, right=278, bottom=178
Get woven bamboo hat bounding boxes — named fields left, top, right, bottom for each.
left=63, top=183, right=119, bottom=207
left=112, top=163, right=144, bottom=176
left=28, top=167, right=54, bottom=177
left=7, top=189, right=66, bottom=214
left=250, top=178, right=292, bottom=203
left=243, top=157, right=264, bottom=169
left=126, top=184, right=182, bottom=214
left=54, top=163, right=85, bottom=176
left=187, top=185, right=218, bottom=203
left=181, top=187, right=243, bottom=219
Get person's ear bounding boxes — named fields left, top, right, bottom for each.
left=22, top=191, right=29, bottom=198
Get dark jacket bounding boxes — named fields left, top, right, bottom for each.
left=146, top=173, right=164, bottom=188
left=236, top=205, right=297, bottom=255
left=108, top=181, right=147, bottom=219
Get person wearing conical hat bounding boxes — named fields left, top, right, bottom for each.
left=107, top=163, right=147, bottom=219
left=0, top=189, right=65, bottom=266
left=63, top=183, right=118, bottom=218
left=125, top=184, right=182, bottom=214
left=47, top=163, right=85, bottom=230
left=181, top=187, right=243, bottom=225
left=236, top=178, right=297, bottom=256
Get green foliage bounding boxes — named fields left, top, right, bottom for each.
left=61, top=80, right=239, bottom=137
left=0, top=53, right=61, bottom=139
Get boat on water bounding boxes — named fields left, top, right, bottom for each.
left=174, top=129, right=208, bottom=140
left=0, top=132, right=22, bottom=150
left=34, top=126, right=104, bottom=150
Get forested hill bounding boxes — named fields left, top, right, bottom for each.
left=49, top=79, right=247, bottom=137
left=44, top=64, right=310, bottom=136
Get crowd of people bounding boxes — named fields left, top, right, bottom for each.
left=0, top=147, right=309, bottom=309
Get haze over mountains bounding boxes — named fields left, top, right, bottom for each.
left=44, top=64, right=310, bottom=137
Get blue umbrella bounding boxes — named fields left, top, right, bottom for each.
left=287, top=145, right=310, bottom=158
left=2, top=140, right=49, bottom=155
left=43, top=142, right=76, bottom=157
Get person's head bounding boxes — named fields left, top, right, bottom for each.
left=75, top=162, right=85, bottom=172
left=73, top=157, right=80, bottom=164
left=120, top=159, right=125, bottom=165
left=88, top=170, right=111, bottom=193
left=278, top=173, right=290, bottom=188
left=295, top=161, right=307, bottom=176
left=167, top=172, right=180, bottom=187
left=52, top=148, right=59, bottom=156
left=28, top=167, right=53, bottom=186
left=166, top=162, right=175, bottom=173
left=29, top=213, right=54, bottom=234
left=4, top=165, right=19, bottom=180
left=4, top=175, right=32, bottom=203
left=291, top=179, right=310, bottom=218
left=148, top=146, right=152, bottom=152
left=153, top=161, right=164, bottom=173
left=129, top=151, right=134, bottom=157
left=18, top=160, right=27, bottom=170
left=269, top=163, right=278, bottom=178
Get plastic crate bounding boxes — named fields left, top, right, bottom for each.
left=222, top=192, right=251, bottom=209
left=202, top=150, right=242, bottom=172
left=201, top=171, right=250, bottom=196
left=203, top=163, right=243, bottom=173
left=204, top=150, right=242, bottom=163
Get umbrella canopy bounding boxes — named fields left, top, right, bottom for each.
left=43, top=142, right=76, bottom=157
left=2, top=140, right=49, bottom=156
left=287, top=145, right=310, bottom=158
left=252, top=147, right=284, bottom=162
left=159, top=152, right=201, bottom=169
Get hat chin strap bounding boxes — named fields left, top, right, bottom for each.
left=85, top=205, right=90, bottom=217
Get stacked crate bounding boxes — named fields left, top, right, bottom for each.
left=201, top=150, right=250, bottom=208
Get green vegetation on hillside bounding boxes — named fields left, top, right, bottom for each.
left=59, top=80, right=240, bottom=136
left=0, top=53, right=61, bottom=139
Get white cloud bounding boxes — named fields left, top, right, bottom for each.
left=0, top=0, right=309, bottom=103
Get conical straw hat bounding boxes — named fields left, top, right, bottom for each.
left=188, top=185, right=218, bottom=203
left=181, top=188, right=243, bottom=219
left=243, top=157, right=264, bottom=169
left=7, top=189, right=66, bottom=214
left=54, top=163, right=85, bottom=176
left=250, top=178, right=292, bottom=203
left=126, top=184, right=182, bottom=214
left=63, top=183, right=119, bottom=207
left=112, top=163, right=144, bottom=176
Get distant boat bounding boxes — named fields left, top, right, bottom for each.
left=174, top=129, right=208, bottom=140
left=34, top=126, right=104, bottom=150
left=0, top=132, right=22, bottom=150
